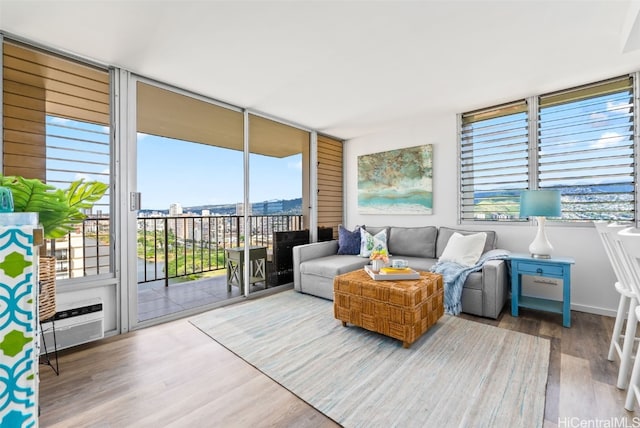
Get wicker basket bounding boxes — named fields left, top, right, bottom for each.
left=39, top=255, right=57, bottom=322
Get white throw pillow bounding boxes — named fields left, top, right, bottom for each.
left=439, top=232, right=487, bottom=267
left=360, top=228, right=388, bottom=258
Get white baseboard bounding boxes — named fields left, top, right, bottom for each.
left=570, top=303, right=616, bottom=318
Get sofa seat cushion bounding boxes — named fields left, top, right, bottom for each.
left=388, top=226, right=437, bottom=259
left=300, top=255, right=369, bottom=278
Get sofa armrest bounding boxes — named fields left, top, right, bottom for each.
left=481, top=258, right=509, bottom=319
left=293, top=240, right=339, bottom=291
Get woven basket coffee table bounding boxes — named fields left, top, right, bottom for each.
left=333, top=269, right=443, bottom=348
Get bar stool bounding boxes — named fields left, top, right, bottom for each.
left=595, top=222, right=639, bottom=389
left=618, top=228, right=640, bottom=410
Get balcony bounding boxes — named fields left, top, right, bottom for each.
left=47, top=214, right=305, bottom=322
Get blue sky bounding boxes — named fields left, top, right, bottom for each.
left=137, top=134, right=302, bottom=210
left=45, top=117, right=302, bottom=212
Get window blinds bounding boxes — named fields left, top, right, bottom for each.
left=538, top=76, right=635, bottom=221
left=459, top=101, right=529, bottom=221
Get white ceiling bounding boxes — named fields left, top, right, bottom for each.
left=2, top=0, right=640, bottom=140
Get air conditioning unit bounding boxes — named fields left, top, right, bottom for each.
left=40, top=297, right=104, bottom=353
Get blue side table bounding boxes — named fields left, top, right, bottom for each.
left=510, top=253, right=575, bottom=327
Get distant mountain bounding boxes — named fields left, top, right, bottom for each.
left=140, top=197, right=302, bottom=216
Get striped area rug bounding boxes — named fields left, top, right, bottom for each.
left=190, top=290, right=549, bottom=428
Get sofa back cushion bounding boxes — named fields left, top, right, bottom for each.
left=436, top=227, right=497, bottom=258
left=387, top=226, right=438, bottom=258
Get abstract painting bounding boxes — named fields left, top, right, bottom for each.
left=358, top=144, right=433, bottom=214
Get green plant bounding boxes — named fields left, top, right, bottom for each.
left=0, top=175, right=109, bottom=240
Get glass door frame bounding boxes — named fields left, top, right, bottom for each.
left=122, top=76, right=318, bottom=331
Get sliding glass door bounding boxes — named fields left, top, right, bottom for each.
left=128, top=80, right=311, bottom=326
left=247, top=114, right=310, bottom=294
left=132, top=80, right=244, bottom=325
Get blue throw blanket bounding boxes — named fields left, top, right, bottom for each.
left=430, top=249, right=511, bottom=315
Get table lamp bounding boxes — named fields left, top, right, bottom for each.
left=519, top=190, right=561, bottom=259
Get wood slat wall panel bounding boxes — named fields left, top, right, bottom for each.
left=3, top=55, right=109, bottom=94
left=4, top=153, right=46, bottom=170
left=4, top=70, right=110, bottom=103
left=318, top=160, right=342, bottom=170
left=317, top=199, right=343, bottom=206
left=4, top=43, right=109, bottom=84
left=317, top=150, right=342, bottom=163
left=317, top=179, right=342, bottom=188
left=3, top=104, right=44, bottom=122
left=3, top=90, right=47, bottom=111
left=318, top=169, right=342, bottom=181
left=3, top=129, right=45, bottom=146
left=3, top=141, right=46, bottom=158
left=45, top=101, right=109, bottom=124
left=317, top=135, right=343, bottom=239
left=3, top=117, right=46, bottom=135
left=3, top=41, right=110, bottom=181
left=3, top=166, right=45, bottom=180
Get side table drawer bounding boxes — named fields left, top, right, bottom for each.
left=515, top=261, right=564, bottom=277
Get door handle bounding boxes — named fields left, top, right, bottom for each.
left=130, top=192, right=141, bottom=211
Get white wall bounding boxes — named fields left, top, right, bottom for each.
left=344, top=113, right=618, bottom=317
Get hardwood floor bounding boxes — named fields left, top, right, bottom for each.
left=39, top=299, right=634, bottom=427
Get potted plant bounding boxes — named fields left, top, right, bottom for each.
left=0, top=175, right=109, bottom=242
left=0, top=174, right=108, bottom=309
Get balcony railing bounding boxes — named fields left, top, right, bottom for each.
left=49, top=214, right=304, bottom=286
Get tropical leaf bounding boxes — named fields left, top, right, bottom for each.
left=0, top=175, right=108, bottom=240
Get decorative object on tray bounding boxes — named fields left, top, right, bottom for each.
left=392, top=259, right=409, bottom=268
left=369, top=248, right=389, bottom=272
left=364, top=265, right=420, bottom=280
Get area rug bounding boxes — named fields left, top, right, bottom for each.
left=190, top=291, right=550, bottom=428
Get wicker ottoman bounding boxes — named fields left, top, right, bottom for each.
left=333, top=269, right=444, bottom=348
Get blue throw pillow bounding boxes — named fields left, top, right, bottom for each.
left=337, top=225, right=362, bottom=255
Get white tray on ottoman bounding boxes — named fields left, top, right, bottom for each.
left=364, top=265, right=420, bottom=281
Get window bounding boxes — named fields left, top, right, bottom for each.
left=46, top=115, right=111, bottom=278
left=459, top=101, right=529, bottom=221
left=459, top=75, right=636, bottom=223
left=2, top=40, right=112, bottom=279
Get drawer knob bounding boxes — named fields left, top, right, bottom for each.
left=536, top=268, right=543, bottom=274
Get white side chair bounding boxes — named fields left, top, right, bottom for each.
left=595, top=221, right=639, bottom=389
left=616, top=227, right=640, bottom=411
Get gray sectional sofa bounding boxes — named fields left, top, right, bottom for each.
left=292, top=226, right=509, bottom=319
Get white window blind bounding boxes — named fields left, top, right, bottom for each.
left=459, top=101, right=529, bottom=221
left=538, top=76, right=634, bottom=222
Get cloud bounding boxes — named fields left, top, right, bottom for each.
left=593, top=131, right=624, bottom=148
left=137, top=132, right=150, bottom=140
left=606, top=100, right=631, bottom=114
left=74, top=173, right=94, bottom=181
left=589, top=112, right=608, bottom=127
